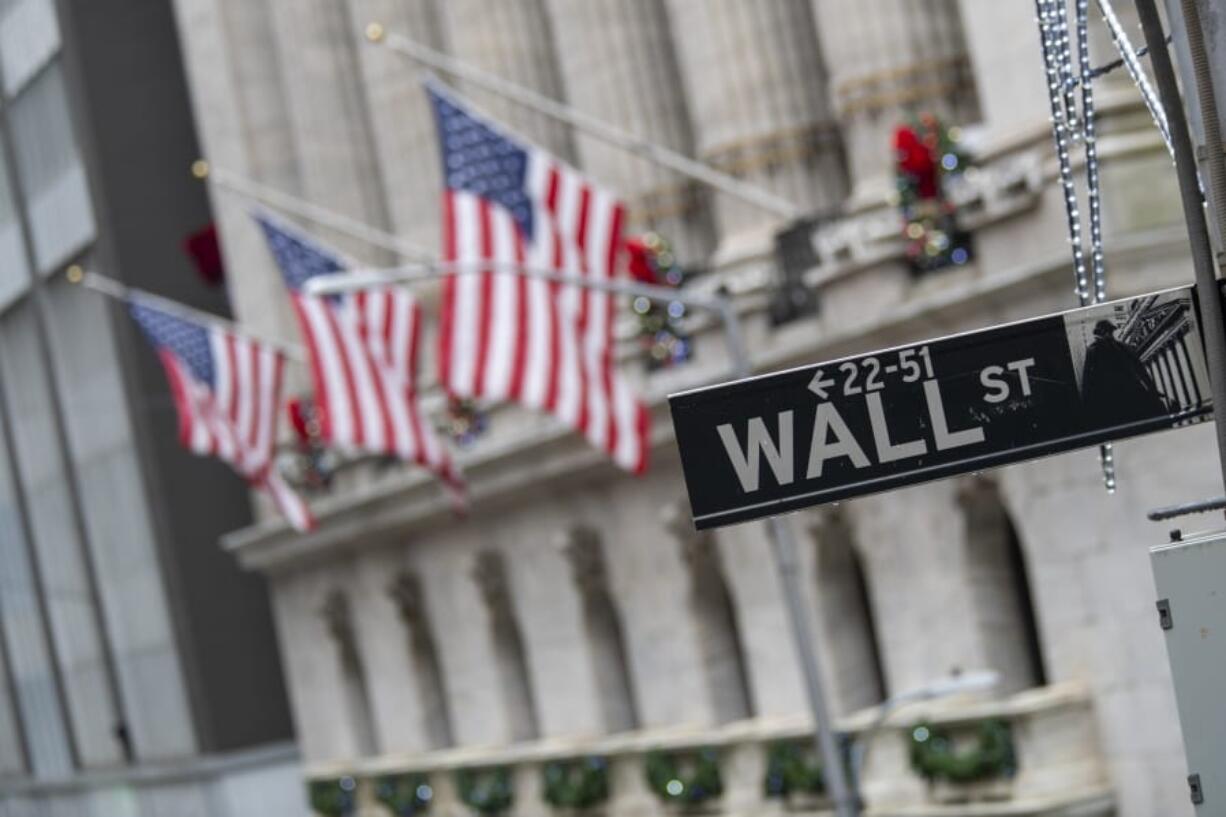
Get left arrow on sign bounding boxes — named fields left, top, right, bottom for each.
left=808, top=369, right=835, bottom=399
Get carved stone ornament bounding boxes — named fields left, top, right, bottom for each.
left=471, top=550, right=510, bottom=611
left=387, top=571, right=426, bottom=628
left=661, top=497, right=715, bottom=571
left=559, top=526, right=607, bottom=597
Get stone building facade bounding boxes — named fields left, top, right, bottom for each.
left=171, top=1, right=1205, bottom=815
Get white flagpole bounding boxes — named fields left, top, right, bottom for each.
left=366, top=24, right=802, bottom=221
left=194, top=161, right=435, bottom=263
left=67, top=267, right=307, bottom=362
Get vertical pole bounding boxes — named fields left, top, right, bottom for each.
left=717, top=300, right=859, bottom=817
left=767, top=516, right=859, bottom=817
left=1134, top=0, right=1226, bottom=498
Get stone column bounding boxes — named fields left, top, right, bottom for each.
left=807, top=507, right=887, bottom=709
left=435, top=0, right=575, bottom=161
left=348, top=0, right=447, bottom=254
left=662, top=0, right=847, bottom=245
left=543, top=0, right=716, bottom=264
left=266, top=0, right=392, bottom=260
left=662, top=501, right=753, bottom=724
left=955, top=0, right=1047, bottom=144
left=387, top=571, right=455, bottom=749
left=956, top=477, right=1045, bottom=694
left=320, top=589, right=378, bottom=756
left=472, top=549, right=541, bottom=742
left=812, top=0, right=980, bottom=201
left=845, top=479, right=1007, bottom=695
left=560, top=525, right=639, bottom=732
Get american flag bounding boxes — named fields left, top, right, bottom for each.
left=127, top=300, right=314, bottom=532
left=427, top=82, right=650, bottom=474
left=254, top=212, right=463, bottom=498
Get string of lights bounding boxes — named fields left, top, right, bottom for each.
left=1035, top=0, right=1116, bottom=492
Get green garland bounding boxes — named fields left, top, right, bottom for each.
left=763, top=740, right=825, bottom=798
left=455, top=765, right=514, bottom=815
left=644, top=748, right=723, bottom=806
left=375, top=772, right=433, bottom=816
left=308, top=777, right=356, bottom=817
left=542, top=756, right=610, bottom=810
left=909, top=719, right=1017, bottom=783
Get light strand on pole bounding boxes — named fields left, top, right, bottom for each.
left=1076, top=0, right=1116, bottom=492
left=1036, top=0, right=1091, bottom=306
left=1094, top=0, right=1174, bottom=156
left=1056, top=0, right=1081, bottom=141
left=1036, top=0, right=1115, bottom=492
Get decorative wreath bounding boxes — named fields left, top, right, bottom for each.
left=308, top=777, right=356, bottom=817
left=375, top=772, right=433, bottom=816
left=455, top=765, right=514, bottom=814
left=644, top=748, right=723, bottom=806
left=763, top=740, right=825, bottom=797
left=909, top=719, right=1017, bottom=783
left=542, top=756, right=611, bottom=809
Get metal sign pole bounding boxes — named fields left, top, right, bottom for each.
left=309, top=264, right=861, bottom=816
left=1134, top=0, right=1226, bottom=498
left=717, top=301, right=860, bottom=817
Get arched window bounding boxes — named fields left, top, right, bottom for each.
left=472, top=550, right=540, bottom=741
left=319, top=589, right=377, bottom=756
left=388, top=572, right=455, bottom=749
left=562, top=526, right=640, bottom=732
left=958, top=478, right=1048, bottom=691
left=810, top=508, right=887, bottom=711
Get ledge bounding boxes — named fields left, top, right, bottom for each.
left=223, top=219, right=1190, bottom=572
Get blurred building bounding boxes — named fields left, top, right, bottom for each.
left=0, top=0, right=300, bottom=814
left=171, top=1, right=1207, bottom=816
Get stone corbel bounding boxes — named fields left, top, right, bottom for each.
left=558, top=525, right=608, bottom=599
left=319, top=588, right=362, bottom=671
left=387, top=571, right=429, bottom=631
left=661, top=498, right=717, bottom=574
left=471, top=550, right=511, bottom=613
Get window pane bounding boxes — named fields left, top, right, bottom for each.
left=0, top=301, right=120, bottom=768
left=10, top=61, right=94, bottom=272
left=44, top=278, right=197, bottom=760
left=0, top=375, right=71, bottom=778
left=0, top=128, right=27, bottom=309
left=0, top=0, right=59, bottom=96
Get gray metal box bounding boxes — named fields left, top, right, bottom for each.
left=1151, top=529, right=1226, bottom=813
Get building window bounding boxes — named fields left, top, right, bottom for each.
left=0, top=0, right=58, bottom=97
left=0, top=130, right=28, bottom=310
left=9, top=61, right=94, bottom=272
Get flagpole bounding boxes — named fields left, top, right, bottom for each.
left=193, top=161, right=435, bottom=263
left=365, top=24, right=802, bottom=222
left=304, top=261, right=862, bottom=816
left=66, top=266, right=307, bottom=362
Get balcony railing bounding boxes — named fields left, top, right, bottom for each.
left=306, top=681, right=1112, bottom=817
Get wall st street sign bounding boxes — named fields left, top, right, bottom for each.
left=670, top=286, right=1215, bottom=530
